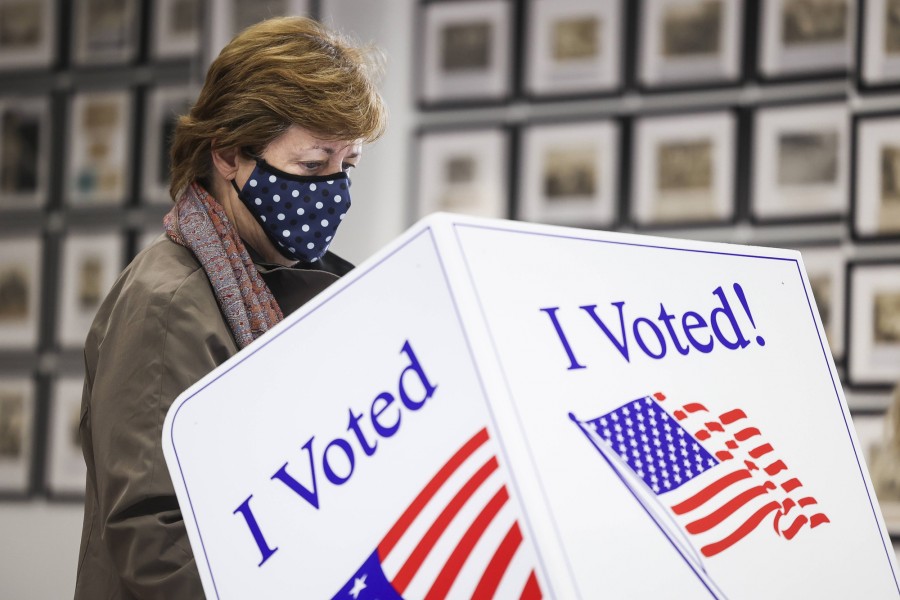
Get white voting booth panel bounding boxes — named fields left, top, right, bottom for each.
left=163, top=214, right=899, bottom=599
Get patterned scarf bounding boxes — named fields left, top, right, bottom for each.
left=164, top=182, right=283, bottom=349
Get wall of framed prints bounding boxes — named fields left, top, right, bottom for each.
left=410, top=0, right=900, bottom=559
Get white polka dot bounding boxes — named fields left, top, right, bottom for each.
left=297, top=207, right=305, bottom=215
left=325, top=235, right=332, bottom=242
left=302, top=224, right=310, bottom=232
left=307, top=242, right=315, bottom=249
left=269, top=175, right=277, bottom=183
left=278, top=241, right=284, bottom=247
left=289, top=247, right=294, bottom=253
left=292, top=190, right=299, bottom=197
left=261, top=215, right=266, bottom=222
left=275, top=195, right=282, bottom=202
left=340, top=213, right=345, bottom=220
left=254, top=198, right=262, bottom=205
left=282, top=230, right=290, bottom=237
left=309, top=183, right=317, bottom=191
left=334, top=195, right=342, bottom=203
left=316, top=201, right=323, bottom=209
left=327, top=180, right=334, bottom=184
left=277, top=213, right=285, bottom=220
left=249, top=179, right=257, bottom=187
left=321, top=219, right=329, bottom=227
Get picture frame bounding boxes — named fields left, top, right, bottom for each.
left=847, top=260, right=900, bottom=389
left=152, top=0, right=203, bottom=61
left=0, top=0, right=56, bottom=71
left=852, top=112, right=900, bottom=241
left=637, top=0, right=744, bottom=89
left=0, top=235, right=42, bottom=351
left=0, top=376, right=35, bottom=497
left=797, top=244, right=847, bottom=361
left=851, top=411, right=900, bottom=534
left=757, top=0, right=855, bottom=80
left=630, top=110, right=737, bottom=228
left=45, top=375, right=86, bottom=498
left=751, top=101, right=849, bottom=222
left=517, top=119, right=619, bottom=227
left=65, top=88, right=133, bottom=207
left=523, top=0, right=623, bottom=99
left=56, top=231, right=124, bottom=350
left=142, top=85, right=196, bottom=205
left=205, top=0, right=313, bottom=69
left=414, top=127, right=510, bottom=220
left=0, top=95, right=50, bottom=210
left=857, top=0, right=900, bottom=89
left=418, top=0, right=514, bottom=107
left=72, top=0, right=140, bottom=66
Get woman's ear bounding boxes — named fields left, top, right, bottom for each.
left=210, top=144, right=241, bottom=181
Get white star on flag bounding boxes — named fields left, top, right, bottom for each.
left=349, top=575, right=367, bottom=599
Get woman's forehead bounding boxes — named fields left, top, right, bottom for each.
left=273, top=125, right=362, bottom=155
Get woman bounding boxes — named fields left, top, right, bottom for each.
left=74, top=17, right=386, bottom=598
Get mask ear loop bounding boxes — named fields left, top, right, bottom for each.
left=230, top=178, right=244, bottom=200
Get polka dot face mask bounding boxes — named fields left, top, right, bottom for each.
left=231, top=159, right=351, bottom=263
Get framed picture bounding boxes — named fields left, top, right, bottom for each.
left=418, top=0, right=514, bottom=107
left=415, top=127, right=510, bottom=220
left=797, top=245, right=846, bottom=361
left=751, top=102, right=849, bottom=222
left=637, top=0, right=744, bottom=89
left=847, top=260, right=900, bottom=389
left=72, top=0, right=140, bottom=66
left=0, top=376, right=35, bottom=497
left=758, top=0, right=855, bottom=79
left=852, top=112, right=900, bottom=240
left=206, top=0, right=312, bottom=67
left=0, top=0, right=55, bottom=70
left=517, top=119, right=619, bottom=226
left=630, top=110, right=737, bottom=227
left=523, top=0, right=623, bottom=98
left=0, top=235, right=42, bottom=351
left=45, top=376, right=86, bottom=498
left=0, top=95, right=50, bottom=210
left=152, top=0, right=202, bottom=60
left=143, top=85, right=196, bottom=205
left=65, top=89, right=133, bottom=207
left=56, top=231, right=124, bottom=350
left=858, top=0, right=900, bottom=89
left=851, top=411, right=900, bottom=534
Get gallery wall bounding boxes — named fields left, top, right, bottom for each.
left=1, top=0, right=900, bottom=597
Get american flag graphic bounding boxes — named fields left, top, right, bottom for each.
left=571, top=392, right=829, bottom=564
left=330, top=428, right=542, bottom=600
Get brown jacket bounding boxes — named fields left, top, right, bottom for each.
left=74, top=235, right=349, bottom=599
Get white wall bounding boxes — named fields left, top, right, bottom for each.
left=0, top=2, right=416, bottom=597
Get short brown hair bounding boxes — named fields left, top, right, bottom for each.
left=169, top=17, right=387, bottom=200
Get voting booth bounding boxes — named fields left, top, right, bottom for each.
left=163, top=214, right=899, bottom=599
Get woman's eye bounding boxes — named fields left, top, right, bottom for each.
left=302, top=162, right=321, bottom=170
left=342, top=163, right=356, bottom=172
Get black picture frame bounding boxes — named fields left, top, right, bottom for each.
left=845, top=258, right=900, bottom=390
left=0, top=374, right=38, bottom=500
left=851, top=110, right=900, bottom=242
left=856, top=0, right=900, bottom=92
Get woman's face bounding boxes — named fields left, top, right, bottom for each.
left=222, top=126, right=362, bottom=266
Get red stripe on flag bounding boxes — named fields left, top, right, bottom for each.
left=519, top=570, right=542, bottom=600
left=705, top=421, right=725, bottom=433
left=734, top=427, right=761, bottom=441
left=781, top=478, right=802, bottom=492
left=700, top=501, right=782, bottom=557
left=715, top=451, right=733, bottom=461
left=391, top=457, right=499, bottom=595
left=725, top=440, right=738, bottom=450
left=425, top=487, right=510, bottom=600
left=471, top=521, right=523, bottom=600
left=653, top=392, right=666, bottom=401
left=695, top=430, right=711, bottom=441
left=764, top=460, right=787, bottom=476
left=798, top=496, right=818, bottom=508
left=810, top=514, right=830, bottom=528
left=674, top=410, right=687, bottom=421
left=719, top=409, right=747, bottom=424
left=684, top=403, right=708, bottom=413
left=671, top=469, right=752, bottom=515
left=749, top=443, right=773, bottom=459
left=782, top=515, right=809, bottom=540
left=685, top=481, right=776, bottom=534
left=378, top=429, right=489, bottom=559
